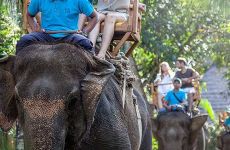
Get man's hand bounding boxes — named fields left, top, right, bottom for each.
left=166, top=106, right=171, bottom=111
left=27, top=12, right=40, bottom=32
left=82, top=10, right=99, bottom=34
left=77, top=30, right=88, bottom=37
left=182, top=78, right=192, bottom=83
left=32, top=22, right=40, bottom=32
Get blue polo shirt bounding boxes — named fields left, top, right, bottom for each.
left=224, top=117, right=230, bottom=127
left=28, top=0, right=94, bottom=38
left=165, top=89, right=187, bottom=106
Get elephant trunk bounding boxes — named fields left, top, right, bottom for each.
left=20, top=98, right=67, bottom=150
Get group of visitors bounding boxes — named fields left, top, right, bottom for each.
left=224, top=107, right=230, bottom=130
left=154, top=57, right=200, bottom=114
left=17, top=0, right=145, bottom=59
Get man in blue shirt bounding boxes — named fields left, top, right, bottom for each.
left=162, top=78, right=187, bottom=112
left=224, top=107, right=230, bottom=131
left=16, top=0, right=98, bottom=54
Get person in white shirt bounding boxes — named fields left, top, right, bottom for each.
left=154, top=62, right=174, bottom=109
left=84, top=0, right=145, bottom=59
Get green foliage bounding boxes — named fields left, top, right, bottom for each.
left=134, top=0, right=230, bottom=85
left=0, top=6, right=21, bottom=55
left=0, top=127, right=16, bottom=150
left=152, top=137, right=158, bottom=150
left=205, top=123, right=225, bottom=150
left=200, top=99, right=217, bottom=123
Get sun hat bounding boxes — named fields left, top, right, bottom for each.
left=173, top=78, right=182, bottom=84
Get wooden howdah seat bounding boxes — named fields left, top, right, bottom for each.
left=148, top=80, right=201, bottom=109
left=22, top=0, right=144, bottom=57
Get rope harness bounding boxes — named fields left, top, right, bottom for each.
left=109, top=53, right=142, bottom=147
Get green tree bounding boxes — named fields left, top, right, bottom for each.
left=0, top=6, right=21, bottom=55
left=0, top=5, right=20, bottom=149
left=134, top=0, right=230, bottom=85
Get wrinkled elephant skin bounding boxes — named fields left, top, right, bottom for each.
left=217, top=131, right=230, bottom=150
left=152, top=112, right=207, bottom=150
left=0, top=43, right=152, bottom=150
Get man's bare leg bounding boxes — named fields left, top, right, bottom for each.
left=97, top=12, right=127, bottom=59
left=89, top=13, right=106, bottom=46
left=188, top=93, right=193, bottom=112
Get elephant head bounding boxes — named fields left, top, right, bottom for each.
left=217, top=131, right=230, bottom=150
left=0, top=56, right=17, bottom=131
left=0, top=43, right=115, bottom=150
left=152, top=112, right=207, bottom=150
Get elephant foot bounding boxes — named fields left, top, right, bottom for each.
left=0, top=112, right=14, bottom=132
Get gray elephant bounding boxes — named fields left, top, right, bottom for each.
left=152, top=112, right=208, bottom=150
left=0, top=42, right=152, bottom=150
left=217, top=131, right=230, bottom=150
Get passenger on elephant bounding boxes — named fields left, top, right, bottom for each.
left=161, top=78, right=187, bottom=112
left=154, top=62, right=174, bottom=109
left=88, top=0, right=146, bottom=59
left=224, top=107, right=230, bottom=131
left=16, top=0, right=98, bottom=54
left=174, top=57, right=199, bottom=113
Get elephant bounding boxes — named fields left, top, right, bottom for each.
left=152, top=111, right=208, bottom=150
left=0, top=42, right=152, bottom=150
left=217, top=131, right=230, bottom=150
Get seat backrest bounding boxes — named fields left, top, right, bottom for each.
left=112, top=0, right=139, bottom=33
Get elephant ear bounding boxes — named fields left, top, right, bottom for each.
left=190, top=115, right=208, bottom=132
left=81, top=56, right=115, bottom=137
left=0, top=55, right=17, bottom=132
left=189, top=114, right=208, bottom=145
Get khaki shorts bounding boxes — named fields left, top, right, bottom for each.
left=182, top=87, right=196, bottom=93
left=98, top=10, right=129, bottom=22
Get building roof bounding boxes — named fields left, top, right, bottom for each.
left=201, top=65, right=230, bottom=112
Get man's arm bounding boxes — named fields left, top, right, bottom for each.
left=187, top=68, right=200, bottom=82
left=191, top=69, right=199, bottom=80
left=82, top=10, right=98, bottom=34
left=27, top=0, right=40, bottom=32
left=180, top=92, right=187, bottom=106
left=27, top=13, right=40, bottom=32
left=163, top=93, right=171, bottom=110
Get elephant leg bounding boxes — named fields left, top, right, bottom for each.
left=140, top=122, right=152, bottom=150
